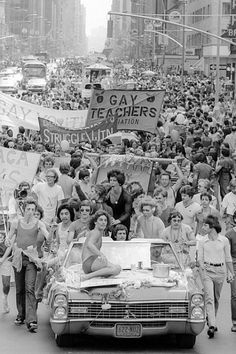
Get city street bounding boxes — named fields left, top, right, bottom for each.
left=1, top=1, right=236, bottom=354
left=1, top=281, right=235, bottom=354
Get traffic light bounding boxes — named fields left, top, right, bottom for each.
left=226, top=63, right=232, bottom=79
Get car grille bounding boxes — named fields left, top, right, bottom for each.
left=89, top=321, right=167, bottom=328
left=68, top=302, right=189, bottom=320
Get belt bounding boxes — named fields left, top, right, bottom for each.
left=204, top=262, right=224, bottom=267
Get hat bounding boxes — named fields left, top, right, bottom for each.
left=81, top=143, right=92, bottom=152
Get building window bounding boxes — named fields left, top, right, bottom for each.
left=222, top=2, right=231, bottom=15
left=207, top=4, right=211, bottom=16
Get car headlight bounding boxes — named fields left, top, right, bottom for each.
left=54, top=294, right=67, bottom=306
left=191, top=294, right=204, bottom=307
left=54, top=306, right=67, bottom=319
left=191, top=306, right=204, bottom=320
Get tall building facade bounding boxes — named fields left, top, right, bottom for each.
left=107, top=0, right=168, bottom=62
left=108, top=0, right=234, bottom=74
left=4, top=0, right=87, bottom=58
left=186, top=0, right=232, bottom=75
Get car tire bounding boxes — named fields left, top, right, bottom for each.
left=175, top=334, right=196, bottom=349
left=55, top=333, right=73, bottom=347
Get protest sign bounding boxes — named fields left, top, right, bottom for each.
left=96, top=154, right=153, bottom=192
left=86, top=89, right=165, bottom=133
left=38, top=116, right=117, bottom=147
left=0, top=147, right=40, bottom=206
left=0, top=92, right=88, bottom=130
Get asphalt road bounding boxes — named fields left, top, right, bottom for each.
left=0, top=281, right=235, bottom=354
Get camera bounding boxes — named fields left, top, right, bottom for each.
left=14, top=188, right=28, bottom=200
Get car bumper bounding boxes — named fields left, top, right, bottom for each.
left=50, top=318, right=205, bottom=337
left=27, top=87, right=46, bottom=92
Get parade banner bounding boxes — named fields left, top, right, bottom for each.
left=96, top=154, right=153, bottom=192
left=86, top=89, right=165, bottom=133
left=0, top=92, right=88, bottom=130
left=0, top=146, right=40, bottom=206
left=38, top=116, right=117, bottom=147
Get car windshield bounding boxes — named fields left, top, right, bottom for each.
left=150, top=243, right=181, bottom=270
left=64, top=241, right=181, bottom=271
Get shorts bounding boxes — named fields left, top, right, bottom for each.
left=82, top=255, right=98, bottom=274
left=0, top=259, right=12, bottom=277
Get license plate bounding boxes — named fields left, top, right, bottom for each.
left=115, top=324, right=142, bottom=338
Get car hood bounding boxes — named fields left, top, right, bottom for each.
left=53, top=268, right=200, bottom=302
left=68, top=285, right=188, bottom=302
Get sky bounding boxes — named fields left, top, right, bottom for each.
left=82, top=0, right=112, bottom=36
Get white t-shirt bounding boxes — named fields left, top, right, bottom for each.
left=32, top=182, right=64, bottom=223
left=221, top=192, right=236, bottom=216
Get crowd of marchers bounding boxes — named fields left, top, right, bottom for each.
left=0, top=59, right=236, bottom=338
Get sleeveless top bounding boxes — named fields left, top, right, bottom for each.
left=58, top=223, right=70, bottom=252
left=16, top=220, right=39, bottom=250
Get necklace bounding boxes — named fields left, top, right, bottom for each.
left=110, top=188, right=121, bottom=204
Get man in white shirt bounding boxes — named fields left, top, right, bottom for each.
left=221, top=179, right=236, bottom=230
left=198, top=215, right=234, bottom=338
left=32, top=169, right=64, bottom=225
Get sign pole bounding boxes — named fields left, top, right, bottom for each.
left=181, top=1, right=186, bottom=87
left=215, top=0, right=221, bottom=104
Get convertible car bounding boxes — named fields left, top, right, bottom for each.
left=48, top=239, right=205, bottom=348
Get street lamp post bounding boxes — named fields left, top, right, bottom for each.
left=145, top=29, right=183, bottom=48
left=215, top=0, right=222, bottom=104
left=108, top=12, right=236, bottom=47
left=109, top=10, right=236, bottom=95
left=181, top=1, right=187, bottom=85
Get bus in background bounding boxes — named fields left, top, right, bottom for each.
left=22, top=60, right=47, bottom=91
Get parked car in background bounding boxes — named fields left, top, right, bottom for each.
left=49, top=239, right=205, bottom=348
left=0, top=75, right=19, bottom=93
left=0, top=67, right=22, bottom=93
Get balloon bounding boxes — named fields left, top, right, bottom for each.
left=60, top=140, right=69, bottom=151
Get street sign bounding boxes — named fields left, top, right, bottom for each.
left=169, top=11, right=182, bottom=23
left=210, top=64, right=227, bottom=70
left=222, top=28, right=236, bottom=38
left=185, top=48, right=195, bottom=55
